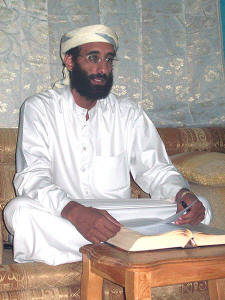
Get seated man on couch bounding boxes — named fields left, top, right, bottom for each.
left=4, top=24, right=212, bottom=266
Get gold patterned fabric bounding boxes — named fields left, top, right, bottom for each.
left=103, top=280, right=210, bottom=300
left=0, top=262, right=82, bottom=291
left=0, top=129, right=18, bottom=164
left=171, top=152, right=225, bottom=186
left=0, top=129, right=17, bottom=243
left=0, top=286, right=80, bottom=300
left=158, top=127, right=225, bottom=155
left=103, top=280, right=125, bottom=300
left=130, top=175, right=149, bottom=199
left=0, top=220, right=2, bottom=265
left=152, top=281, right=210, bottom=300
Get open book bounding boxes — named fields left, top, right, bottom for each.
left=80, top=197, right=225, bottom=251
left=107, top=220, right=225, bottom=252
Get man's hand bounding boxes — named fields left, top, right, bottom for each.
left=175, top=189, right=205, bottom=225
left=61, top=201, right=122, bottom=243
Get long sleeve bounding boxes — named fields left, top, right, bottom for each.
left=14, top=97, right=72, bottom=216
left=129, top=106, right=189, bottom=201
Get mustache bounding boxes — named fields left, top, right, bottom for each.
left=89, top=73, right=108, bottom=80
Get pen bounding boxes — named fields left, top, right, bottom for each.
left=181, top=201, right=191, bottom=213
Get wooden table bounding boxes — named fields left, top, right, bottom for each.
left=80, top=244, right=225, bottom=300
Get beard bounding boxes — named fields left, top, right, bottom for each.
left=69, top=62, right=113, bottom=101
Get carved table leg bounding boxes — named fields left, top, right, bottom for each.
left=81, top=253, right=103, bottom=300
left=208, top=279, right=225, bottom=300
left=125, top=271, right=152, bottom=300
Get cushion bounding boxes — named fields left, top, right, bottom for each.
left=0, top=164, right=16, bottom=242
left=130, top=175, right=149, bottom=198
left=190, top=183, right=225, bottom=230
left=171, top=152, right=225, bottom=187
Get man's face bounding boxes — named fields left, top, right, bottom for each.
left=70, top=42, right=115, bottom=101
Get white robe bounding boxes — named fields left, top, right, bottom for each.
left=4, top=87, right=212, bottom=265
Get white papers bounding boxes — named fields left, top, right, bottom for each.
left=76, top=198, right=176, bottom=209
left=121, top=200, right=198, bottom=235
left=121, top=218, right=180, bottom=235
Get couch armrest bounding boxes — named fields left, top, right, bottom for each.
left=0, top=218, right=3, bottom=264
left=0, top=129, right=18, bottom=244
left=157, top=127, right=225, bottom=155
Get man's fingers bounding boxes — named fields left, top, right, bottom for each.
left=189, top=211, right=205, bottom=225
left=177, top=213, right=201, bottom=225
left=70, top=205, right=122, bottom=243
left=176, top=196, right=206, bottom=225
left=87, top=226, right=120, bottom=244
left=99, top=209, right=122, bottom=227
left=93, top=215, right=121, bottom=238
left=79, top=208, right=121, bottom=243
left=176, top=205, right=205, bottom=225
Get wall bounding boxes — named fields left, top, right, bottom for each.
left=0, top=0, right=224, bottom=128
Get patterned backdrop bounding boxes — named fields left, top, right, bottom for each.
left=0, top=0, right=224, bottom=128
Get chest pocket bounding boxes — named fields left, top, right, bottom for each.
left=91, top=152, right=130, bottom=194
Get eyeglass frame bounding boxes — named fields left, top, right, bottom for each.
left=78, top=52, right=118, bottom=66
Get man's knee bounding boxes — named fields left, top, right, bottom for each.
left=4, top=197, right=39, bottom=234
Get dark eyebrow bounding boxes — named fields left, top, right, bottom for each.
left=87, top=50, right=116, bottom=57
left=87, top=50, right=100, bottom=55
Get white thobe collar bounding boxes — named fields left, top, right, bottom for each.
left=59, top=86, right=104, bottom=120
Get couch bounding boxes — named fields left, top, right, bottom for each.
left=0, top=127, right=224, bottom=299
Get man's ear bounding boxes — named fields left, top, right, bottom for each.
left=64, top=54, right=74, bottom=71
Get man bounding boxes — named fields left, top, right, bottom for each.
left=4, top=24, right=212, bottom=266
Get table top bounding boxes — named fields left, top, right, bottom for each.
left=80, top=243, right=225, bottom=269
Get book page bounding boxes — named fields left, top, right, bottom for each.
left=185, top=224, right=225, bottom=235
left=107, top=226, right=193, bottom=251
left=121, top=218, right=185, bottom=235
left=120, top=201, right=197, bottom=235
left=183, top=224, right=225, bottom=246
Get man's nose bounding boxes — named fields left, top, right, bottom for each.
left=96, top=59, right=109, bottom=74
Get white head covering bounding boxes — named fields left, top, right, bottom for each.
left=54, top=24, right=119, bottom=88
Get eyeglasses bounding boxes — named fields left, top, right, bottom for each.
left=78, top=54, right=118, bottom=65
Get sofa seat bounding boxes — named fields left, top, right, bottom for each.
left=0, top=262, right=82, bottom=298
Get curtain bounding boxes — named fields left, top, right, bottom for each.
left=0, top=0, right=224, bottom=127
